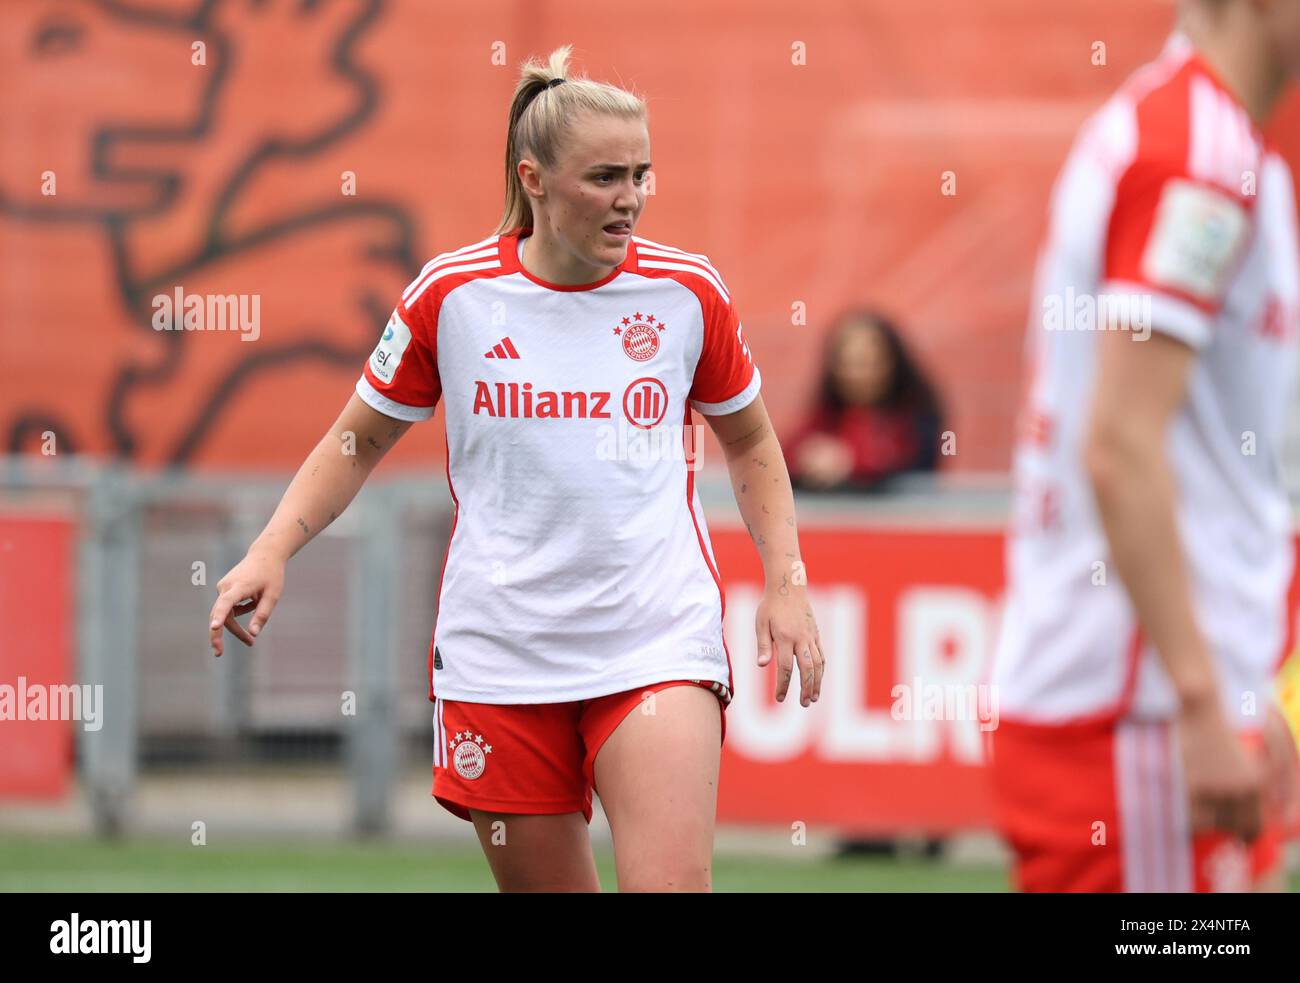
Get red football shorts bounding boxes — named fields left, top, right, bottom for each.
left=990, top=716, right=1282, bottom=892
left=431, top=679, right=728, bottom=823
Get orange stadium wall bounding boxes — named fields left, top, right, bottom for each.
left=3, top=0, right=1299, bottom=473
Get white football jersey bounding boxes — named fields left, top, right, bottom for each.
left=356, top=229, right=760, bottom=704
left=994, top=35, right=1300, bottom=727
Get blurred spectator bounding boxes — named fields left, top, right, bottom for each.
left=786, top=309, right=945, bottom=492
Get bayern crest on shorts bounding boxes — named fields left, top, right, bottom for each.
left=449, top=731, right=492, bottom=780
left=613, top=311, right=665, bottom=362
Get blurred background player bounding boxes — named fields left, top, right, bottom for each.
left=785, top=308, right=945, bottom=493
left=207, top=46, right=825, bottom=892
left=991, top=0, right=1300, bottom=891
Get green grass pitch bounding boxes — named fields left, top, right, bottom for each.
left=0, top=835, right=1011, bottom=892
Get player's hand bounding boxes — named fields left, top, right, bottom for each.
left=1175, top=695, right=1265, bottom=843
left=208, top=549, right=286, bottom=657
left=755, top=578, right=824, bottom=707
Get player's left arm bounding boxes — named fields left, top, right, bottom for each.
left=704, top=395, right=824, bottom=707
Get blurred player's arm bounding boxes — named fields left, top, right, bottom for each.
left=1085, top=330, right=1213, bottom=704
left=705, top=394, right=824, bottom=706
left=1085, top=328, right=1261, bottom=838
left=208, top=394, right=413, bottom=655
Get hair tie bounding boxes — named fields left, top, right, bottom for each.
left=547, top=77, right=566, bottom=89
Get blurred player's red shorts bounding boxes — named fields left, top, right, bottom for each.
left=990, top=716, right=1282, bottom=892
left=431, top=679, right=727, bottom=823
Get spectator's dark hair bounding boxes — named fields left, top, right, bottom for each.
left=815, top=309, right=944, bottom=421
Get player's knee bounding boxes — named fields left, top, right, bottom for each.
left=617, top=852, right=712, bottom=892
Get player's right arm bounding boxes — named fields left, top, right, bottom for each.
left=207, top=394, right=414, bottom=656
left=1084, top=147, right=1261, bottom=841
left=210, top=296, right=441, bottom=656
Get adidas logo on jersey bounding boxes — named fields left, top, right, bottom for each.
left=484, top=337, right=520, bottom=359
left=472, top=380, right=612, bottom=419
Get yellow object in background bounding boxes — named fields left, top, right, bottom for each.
left=1279, top=649, right=1300, bottom=746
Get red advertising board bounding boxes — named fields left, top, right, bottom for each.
left=712, top=523, right=1300, bottom=834
left=0, top=513, right=76, bottom=799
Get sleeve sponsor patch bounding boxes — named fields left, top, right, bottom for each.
left=1140, top=179, right=1249, bottom=302
left=369, top=309, right=412, bottom=384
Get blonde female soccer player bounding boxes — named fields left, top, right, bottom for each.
left=208, top=45, right=824, bottom=892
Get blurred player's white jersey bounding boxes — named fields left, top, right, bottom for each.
left=356, top=230, right=760, bottom=704
left=994, top=34, right=1300, bottom=726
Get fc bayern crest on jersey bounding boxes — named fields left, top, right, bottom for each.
left=448, top=730, right=492, bottom=780
left=613, top=311, right=665, bottom=362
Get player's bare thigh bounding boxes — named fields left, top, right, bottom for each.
left=593, top=683, right=722, bottom=892
left=468, top=810, right=601, bottom=893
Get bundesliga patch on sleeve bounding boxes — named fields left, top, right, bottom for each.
left=370, top=309, right=413, bottom=384
left=1140, top=179, right=1249, bottom=302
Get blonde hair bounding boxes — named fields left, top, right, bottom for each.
left=495, top=45, right=647, bottom=236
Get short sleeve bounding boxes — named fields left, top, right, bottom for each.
left=355, top=298, right=441, bottom=421
left=1101, top=157, right=1253, bottom=349
left=689, top=290, right=761, bottom=416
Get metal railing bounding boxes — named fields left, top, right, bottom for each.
left=14, top=451, right=1294, bottom=837
left=3, top=456, right=455, bottom=836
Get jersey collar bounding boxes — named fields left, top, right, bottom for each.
left=499, top=227, right=638, bottom=291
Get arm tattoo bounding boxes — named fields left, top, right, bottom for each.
left=726, top=423, right=765, bottom=447
left=297, top=517, right=310, bottom=536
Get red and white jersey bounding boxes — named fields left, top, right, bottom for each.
left=356, top=229, right=761, bottom=704
left=994, top=35, right=1300, bottom=727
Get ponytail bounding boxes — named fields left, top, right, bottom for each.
left=495, top=45, right=647, bottom=236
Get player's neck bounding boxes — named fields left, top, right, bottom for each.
left=520, top=228, right=617, bottom=286
left=1185, top=23, right=1285, bottom=123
